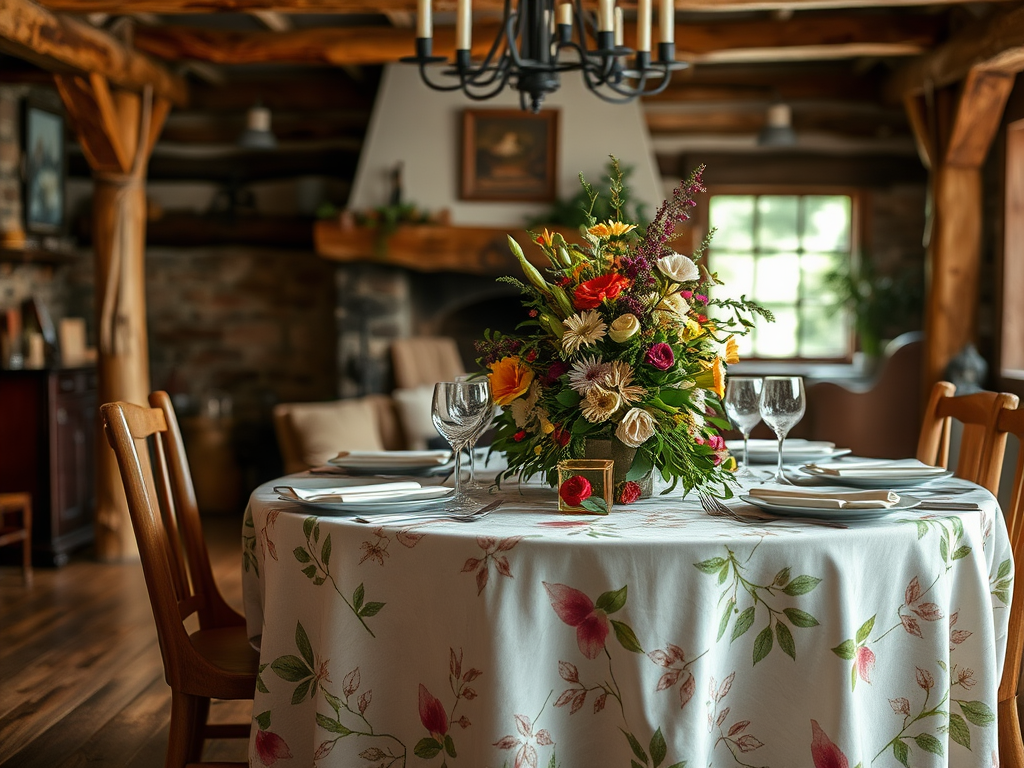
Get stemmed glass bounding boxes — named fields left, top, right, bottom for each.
left=758, top=376, right=806, bottom=484
left=455, top=374, right=494, bottom=493
left=723, top=376, right=763, bottom=480
left=432, top=380, right=492, bottom=510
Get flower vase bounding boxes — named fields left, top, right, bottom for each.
left=583, top=438, right=653, bottom=500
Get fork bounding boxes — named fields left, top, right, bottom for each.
left=354, top=498, right=503, bottom=525
left=698, top=490, right=849, bottom=529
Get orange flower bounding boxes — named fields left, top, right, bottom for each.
left=694, top=357, right=726, bottom=399
left=488, top=356, right=535, bottom=406
left=587, top=221, right=637, bottom=239
left=535, top=228, right=555, bottom=247
left=724, top=336, right=740, bottom=365
left=573, top=273, right=630, bottom=310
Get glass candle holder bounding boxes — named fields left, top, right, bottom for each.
left=557, top=459, right=614, bottom=515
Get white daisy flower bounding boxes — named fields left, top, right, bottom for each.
left=568, top=355, right=612, bottom=394
left=581, top=386, right=621, bottom=423
left=603, top=361, right=646, bottom=404
left=562, top=310, right=607, bottom=355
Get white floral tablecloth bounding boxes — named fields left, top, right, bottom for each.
left=241, top=475, right=1012, bottom=768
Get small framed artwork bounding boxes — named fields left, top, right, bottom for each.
left=22, top=97, right=66, bottom=235
left=461, top=108, right=558, bottom=202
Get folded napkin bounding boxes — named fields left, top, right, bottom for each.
left=275, top=482, right=452, bottom=504
left=801, top=459, right=947, bottom=477
left=331, top=450, right=451, bottom=466
left=749, top=486, right=901, bottom=509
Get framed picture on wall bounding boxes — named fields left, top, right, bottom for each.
left=460, top=109, right=558, bottom=202
left=22, top=97, right=66, bottom=235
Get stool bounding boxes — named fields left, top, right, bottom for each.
left=0, top=493, right=32, bottom=586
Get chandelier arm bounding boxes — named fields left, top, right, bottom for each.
left=458, top=57, right=513, bottom=90
left=416, top=62, right=484, bottom=93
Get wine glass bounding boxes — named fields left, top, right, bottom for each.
left=758, top=376, right=806, bottom=484
left=432, top=380, right=492, bottom=510
left=455, top=374, right=494, bottom=492
left=723, top=376, right=763, bottom=480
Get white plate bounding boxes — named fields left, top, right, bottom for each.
left=796, top=467, right=954, bottom=489
left=278, top=491, right=453, bottom=515
left=327, top=450, right=454, bottom=476
left=740, top=493, right=921, bottom=521
left=728, top=440, right=852, bottom=465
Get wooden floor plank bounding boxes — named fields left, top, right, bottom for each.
left=0, top=515, right=249, bottom=767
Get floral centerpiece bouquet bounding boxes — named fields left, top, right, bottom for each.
left=475, top=160, right=770, bottom=504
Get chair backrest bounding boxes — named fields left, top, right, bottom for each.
left=391, top=336, right=465, bottom=390
left=916, top=381, right=1019, bottom=494
left=272, top=393, right=405, bottom=474
left=101, top=392, right=244, bottom=693
left=995, top=406, right=1024, bottom=768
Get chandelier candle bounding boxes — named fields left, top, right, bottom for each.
left=417, top=0, right=431, bottom=39
left=660, top=0, right=674, bottom=43
left=637, top=0, right=652, bottom=53
left=457, top=0, right=472, bottom=51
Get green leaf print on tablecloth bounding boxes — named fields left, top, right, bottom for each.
left=695, top=547, right=821, bottom=665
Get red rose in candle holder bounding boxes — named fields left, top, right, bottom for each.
left=559, top=475, right=592, bottom=507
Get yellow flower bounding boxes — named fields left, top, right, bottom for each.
left=680, top=318, right=703, bottom=342
left=693, top=357, right=726, bottom=399
left=488, top=356, right=535, bottom=406
left=587, top=221, right=637, bottom=239
left=535, top=228, right=556, bottom=248
left=724, top=336, right=740, bottom=365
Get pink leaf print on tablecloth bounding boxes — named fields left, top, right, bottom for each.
left=255, top=728, right=292, bottom=765
left=464, top=536, right=523, bottom=595
left=260, top=509, right=282, bottom=562
left=854, top=645, right=875, bottom=684
left=949, top=611, right=973, bottom=651
left=494, top=712, right=553, bottom=768
left=544, top=582, right=610, bottom=659
left=810, top=720, right=850, bottom=768
left=419, top=684, right=449, bottom=740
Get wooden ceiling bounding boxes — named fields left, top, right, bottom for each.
left=6, top=0, right=1024, bottom=179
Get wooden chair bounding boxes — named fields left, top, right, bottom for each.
left=995, top=406, right=1024, bottom=768
left=0, top=492, right=32, bottom=586
left=916, top=381, right=1019, bottom=495
left=101, top=391, right=257, bottom=768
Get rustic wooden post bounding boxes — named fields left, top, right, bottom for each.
left=902, top=69, right=1013, bottom=390
left=55, top=73, right=170, bottom=561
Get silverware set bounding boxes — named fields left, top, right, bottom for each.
left=697, top=490, right=850, bottom=529
left=353, top=498, right=503, bottom=525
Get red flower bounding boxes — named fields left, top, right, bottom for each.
left=543, top=582, right=609, bottom=659
left=618, top=481, right=642, bottom=504
left=418, top=684, right=449, bottom=739
left=645, top=343, right=674, bottom=370
left=526, top=349, right=538, bottom=362
left=255, top=730, right=292, bottom=766
left=810, top=720, right=850, bottom=768
left=542, top=360, right=571, bottom=386
left=573, top=273, right=629, bottom=310
left=513, top=430, right=527, bottom=442
left=552, top=424, right=571, bottom=447
left=559, top=476, right=592, bottom=507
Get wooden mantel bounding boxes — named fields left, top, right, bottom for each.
left=314, top=219, right=578, bottom=276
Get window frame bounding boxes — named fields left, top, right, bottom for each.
left=697, top=183, right=866, bottom=364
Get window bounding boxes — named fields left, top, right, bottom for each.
left=707, top=191, right=856, bottom=360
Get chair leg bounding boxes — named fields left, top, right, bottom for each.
left=1001, top=695, right=1024, bottom=768
left=167, top=692, right=205, bottom=768
left=189, top=697, right=211, bottom=763
left=22, top=531, right=32, bottom=587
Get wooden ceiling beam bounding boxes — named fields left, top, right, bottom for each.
left=943, top=68, right=1014, bottom=167
left=645, top=106, right=909, bottom=138
left=131, top=14, right=937, bottom=66
left=32, top=0, right=1016, bottom=12
left=0, top=0, right=187, bottom=105
left=886, top=3, right=1024, bottom=100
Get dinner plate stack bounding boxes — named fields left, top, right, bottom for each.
left=725, top=439, right=851, bottom=465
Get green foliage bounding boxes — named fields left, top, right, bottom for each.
left=527, top=158, right=649, bottom=230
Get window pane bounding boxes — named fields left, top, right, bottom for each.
left=754, top=254, right=799, bottom=303
left=756, top=196, right=799, bottom=252
left=803, top=196, right=851, bottom=253
left=800, top=306, right=849, bottom=358
left=754, top=306, right=798, bottom=358
left=800, top=253, right=846, bottom=304
left=709, top=196, right=754, bottom=251
left=712, top=254, right=755, bottom=299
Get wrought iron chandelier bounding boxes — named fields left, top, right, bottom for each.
left=402, top=0, right=687, bottom=113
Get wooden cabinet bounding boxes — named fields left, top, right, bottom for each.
left=0, top=367, right=97, bottom=566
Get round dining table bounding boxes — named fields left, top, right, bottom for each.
left=241, top=468, right=1012, bottom=768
